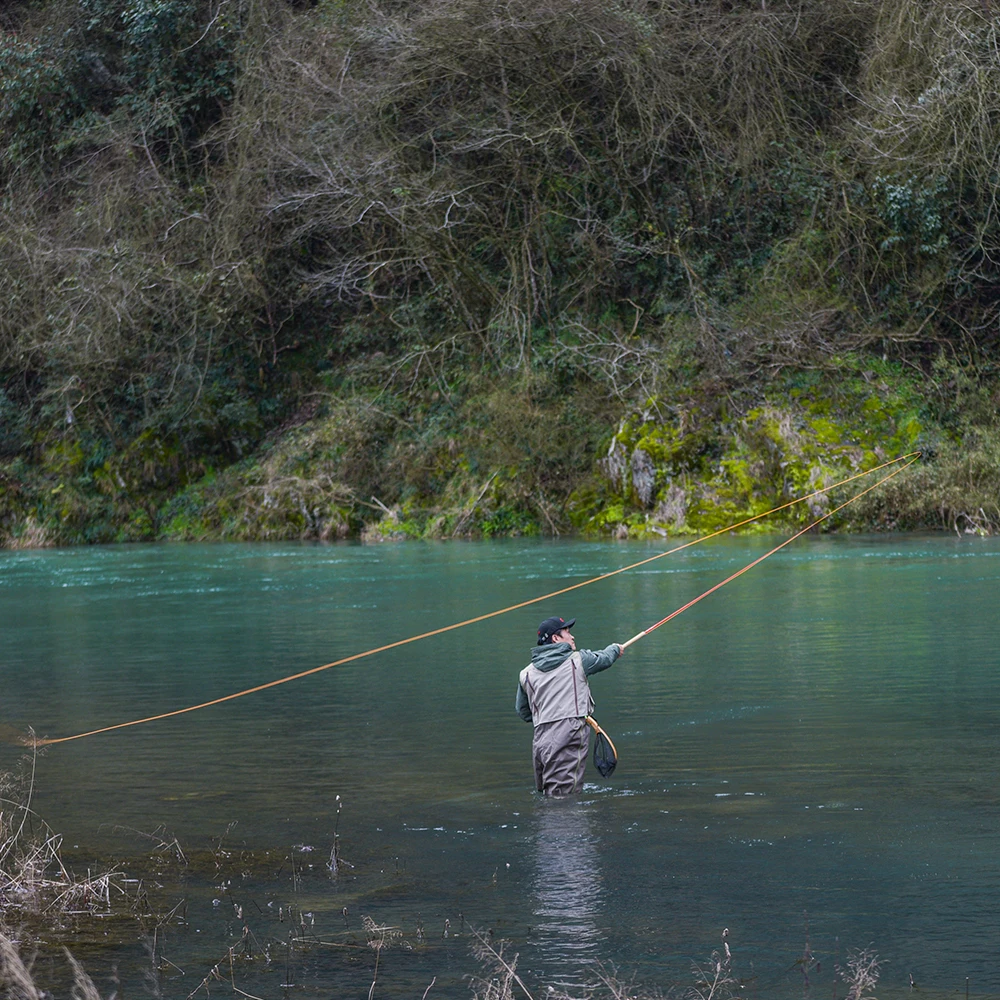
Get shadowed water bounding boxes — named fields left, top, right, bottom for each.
left=1, top=535, right=999, bottom=997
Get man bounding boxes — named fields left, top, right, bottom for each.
left=515, top=616, right=623, bottom=796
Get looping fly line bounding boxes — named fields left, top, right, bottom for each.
left=32, top=452, right=919, bottom=746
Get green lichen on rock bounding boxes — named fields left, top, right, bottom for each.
left=572, top=359, right=927, bottom=538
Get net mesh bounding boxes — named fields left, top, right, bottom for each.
left=593, top=729, right=617, bottom=777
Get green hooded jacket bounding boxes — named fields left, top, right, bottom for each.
left=515, top=641, right=621, bottom=723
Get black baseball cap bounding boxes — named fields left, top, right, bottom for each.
left=537, top=616, right=576, bottom=644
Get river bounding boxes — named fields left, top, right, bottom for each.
left=1, top=536, right=998, bottom=998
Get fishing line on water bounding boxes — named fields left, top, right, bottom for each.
left=31, top=452, right=919, bottom=746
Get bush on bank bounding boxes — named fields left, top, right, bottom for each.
left=2, top=0, right=1000, bottom=545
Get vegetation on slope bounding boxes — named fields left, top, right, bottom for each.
left=2, top=0, right=999, bottom=545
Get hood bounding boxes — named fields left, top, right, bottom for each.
left=529, top=642, right=574, bottom=672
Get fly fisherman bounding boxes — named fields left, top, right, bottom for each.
left=515, top=616, right=623, bottom=796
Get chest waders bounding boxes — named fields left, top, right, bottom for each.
left=519, top=653, right=616, bottom=793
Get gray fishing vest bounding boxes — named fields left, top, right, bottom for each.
left=518, top=651, right=594, bottom=726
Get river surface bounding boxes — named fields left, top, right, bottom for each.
left=2, top=536, right=999, bottom=998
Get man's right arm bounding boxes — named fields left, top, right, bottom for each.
left=579, top=643, right=623, bottom=676
left=515, top=682, right=533, bottom=723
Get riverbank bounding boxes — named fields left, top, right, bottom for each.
left=2, top=353, right=997, bottom=547
left=5, top=1, right=1000, bottom=547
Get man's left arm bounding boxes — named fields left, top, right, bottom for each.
left=515, top=682, right=533, bottom=722
left=579, top=643, right=622, bottom=676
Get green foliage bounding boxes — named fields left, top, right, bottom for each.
left=3, top=0, right=1000, bottom=546
left=0, top=391, right=30, bottom=457
left=871, top=174, right=949, bottom=256
left=113, top=0, right=238, bottom=134
left=480, top=506, right=539, bottom=538
left=0, top=34, right=84, bottom=163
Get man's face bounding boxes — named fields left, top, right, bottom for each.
left=552, top=628, right=576, bottom=650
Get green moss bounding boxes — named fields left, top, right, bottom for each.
left=568, top=359, right=934, bottom=539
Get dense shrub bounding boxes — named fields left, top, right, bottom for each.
left=2, top=0, right=1000, bottom=542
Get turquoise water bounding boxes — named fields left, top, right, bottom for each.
left=2, top=536, right=1000, bottom=997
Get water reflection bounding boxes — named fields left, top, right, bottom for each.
left=531, top=799, right=604, bottom=986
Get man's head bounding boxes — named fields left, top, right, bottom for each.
left=537, top=616, right=577, bottom=648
